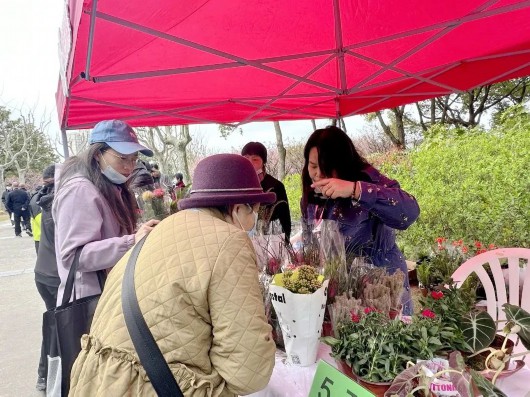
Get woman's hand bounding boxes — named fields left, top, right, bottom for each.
left=311, top=178, right=357, bottom=199
left=135, top=219, right=160, bottom=243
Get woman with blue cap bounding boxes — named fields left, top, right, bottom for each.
left=69, top=154, right=276, bottom=396
left=53, top=120, right=158, bottom=305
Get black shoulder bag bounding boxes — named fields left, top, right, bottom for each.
left=54, top=247, right=107, bottom=396
left=122, top=236, right=184, bottom=397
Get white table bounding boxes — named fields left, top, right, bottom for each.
left=248, top=344, right=530, bottom=397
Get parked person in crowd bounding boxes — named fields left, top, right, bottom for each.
left=33, top=165, right=60, bottom=391
left=70, top=154, right=276, bottom=397
left=1, top=182, right=14, bottom=226
left=5, top=181, right=32, bottom=237
left=299, top=126, right=420, bottom=315
left=53, top=119, right=158, bottom=305
left=28, top=185, right=43, bottom=253
left=150, top=163, right=171, bottom=189
left=241, top=141, right=291, bottom=239
left=171, top=172, right=186, bottom=200
left=19, top=183, right=33, bottom=233
left=172, top=172, right=185, bottom=189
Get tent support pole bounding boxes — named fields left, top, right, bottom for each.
left=61, top=128, right=70, bottom=159
left=84, top=0, right=98, bottom=80
left=333, top=0, right=347, bottom=93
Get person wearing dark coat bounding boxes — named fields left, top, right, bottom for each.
left=33, top=165, right=61, bottom=391
left=242, top=142, right=291, bottom=239
left=5, top=182, right=32, bottom=237
left=1, top=183, right=14, bottom=226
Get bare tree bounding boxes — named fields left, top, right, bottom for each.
left=0, top=107, right=26, bottom=192
left=135, top=125, right=192, bottom=182
left=55, top=129, right=90, bottom=158
left=273, top=121, right=286, bottom=180
left=353, top=124, right=395, bottom=156
left=374, top=107, right=406, bottom=149
left=186, top=129, right=219, bottom=181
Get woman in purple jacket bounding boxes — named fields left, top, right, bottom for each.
left=301, top=126, right=420, bottom=314
left=53, top=120, right=158, bottom=305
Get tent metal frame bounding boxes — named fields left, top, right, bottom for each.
left=60, top=0, right=530, bottom=158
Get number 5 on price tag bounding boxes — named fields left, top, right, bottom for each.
left=308, top=360, right=376, bottom=397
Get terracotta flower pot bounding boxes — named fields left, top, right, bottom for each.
left=335, top=359, right=392, bottom=396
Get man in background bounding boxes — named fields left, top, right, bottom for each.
left=1, top=182, right=14, bottom=226
left=5, top=182, right=32, bottom=237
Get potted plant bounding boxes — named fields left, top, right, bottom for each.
left=417, top=238, right=495, bottom=294
left=460, top=303, right=530, bottom=384
left=416, top=261, right=432, bottom=296
left=385, top=351, right=508, bottom=396
left=322, top=310, right=444, bottom=396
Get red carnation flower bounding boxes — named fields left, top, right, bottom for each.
left=421, top=309, right=436, bottom=319
left=364, top=307, right=377, bottom=315
left=153, top=188, right=165, bottom=198
left=475, top=241, right=482, bottom=248
left=350, top=312, right=360, bottom=323
left=431, top=291, right=444, bottom=300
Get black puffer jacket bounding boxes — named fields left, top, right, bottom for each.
left=34, top=185, right=60, bottom=287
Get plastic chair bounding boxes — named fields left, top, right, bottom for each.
left=451, top=248, right=530, bottom=327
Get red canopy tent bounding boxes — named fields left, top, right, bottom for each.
left=57, top=0, right=530, bottom=154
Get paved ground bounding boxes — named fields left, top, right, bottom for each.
left=0, top=219, right=43, bottom=397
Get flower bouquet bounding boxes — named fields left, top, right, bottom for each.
left=269, top=265, right=329, bottom=366
left=140, top=188, right=170, bottom=221
left=250, top=223, right=288, bottom=348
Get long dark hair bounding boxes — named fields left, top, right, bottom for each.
left=301, top=126, right=370, bottom=215
left=57, top=143, right=137, bottom=234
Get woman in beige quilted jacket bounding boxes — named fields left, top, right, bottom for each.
left=70, top=154, right=277, bottom=397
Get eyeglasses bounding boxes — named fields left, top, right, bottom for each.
left=105, top=150, right=138, bottom=166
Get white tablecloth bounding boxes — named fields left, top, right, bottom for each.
left=248, top=344, right=530, bottom=397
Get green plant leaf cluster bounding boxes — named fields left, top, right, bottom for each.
left=323, top=312, right=444, bottom=382
left=283, top=173, right=302, bottom=220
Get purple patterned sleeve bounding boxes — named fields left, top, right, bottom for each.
left=357, top=174, right=419, bottom=230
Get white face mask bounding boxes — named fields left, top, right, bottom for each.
left=101, top=155, right=128, bottom=185
left=234, top=204, right=258, bottom=237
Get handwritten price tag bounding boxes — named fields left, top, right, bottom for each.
left=308, top=360, right=376, bottom=397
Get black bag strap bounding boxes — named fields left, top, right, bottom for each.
left=122, top=236, right=183, bottom=397
left=62, top=247, right=107, bottom=306
left=62, top=247, right=83, bottom=306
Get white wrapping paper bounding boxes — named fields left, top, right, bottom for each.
left=269, top=279, right=329, bottom=366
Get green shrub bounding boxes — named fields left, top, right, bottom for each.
left=283, top=173, right=302, bottom=221
left=376, top=106, right=530, bottom=258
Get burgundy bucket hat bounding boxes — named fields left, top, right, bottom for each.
left=178, top=154, right=276, bottom=210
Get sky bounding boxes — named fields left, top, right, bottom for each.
left=0, top=0, right=368, bottom=155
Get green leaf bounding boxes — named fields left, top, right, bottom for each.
left=320, top=336, right=340, bottom=347
left=503, top=303, right=530, bottom=349
left=459, top=311, right=496, bottom=352
left=469, top=369, right=508, bottom=397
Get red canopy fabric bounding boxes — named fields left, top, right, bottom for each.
left=57, top=0, right=530, bottom=129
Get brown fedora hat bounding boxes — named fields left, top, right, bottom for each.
left=178, top=154, right=276, bottom=210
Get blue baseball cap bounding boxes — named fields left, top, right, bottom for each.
left=89, top=120, right=153, bottom=157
